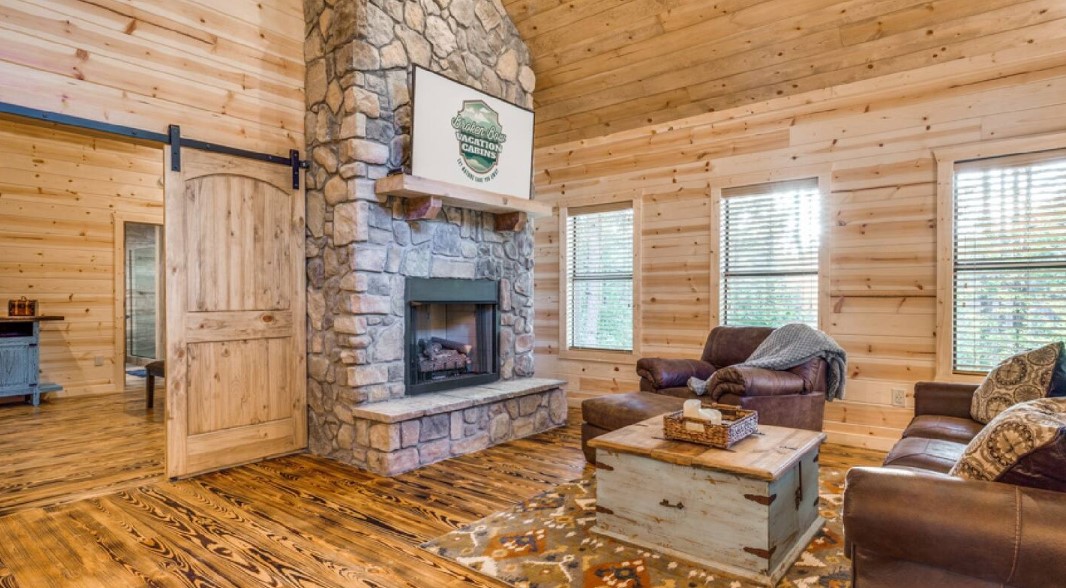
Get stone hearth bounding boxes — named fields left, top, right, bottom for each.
left=350, top=378, right=566, bottom=475
left=303, top=0, right=553, bottom=475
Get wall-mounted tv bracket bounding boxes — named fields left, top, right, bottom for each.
left=0, top=102, right=308, bottom=189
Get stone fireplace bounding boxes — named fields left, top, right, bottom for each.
left=302, top=0, right=565, bottom=476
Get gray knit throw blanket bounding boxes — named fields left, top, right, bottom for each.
left=688, top=323, right=847, bottom=401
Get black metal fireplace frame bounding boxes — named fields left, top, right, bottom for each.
left=404, top=277, right=500, bottom=395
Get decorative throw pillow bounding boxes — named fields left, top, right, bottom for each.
left=970, top=342, right=1062, bottom=424
left=950, top=397, right=1066, bottom=489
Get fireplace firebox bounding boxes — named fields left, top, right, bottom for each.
left=405, top=278, right=499, bottom=395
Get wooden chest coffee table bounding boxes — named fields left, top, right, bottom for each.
left=588, top=417, right=826, bottom=587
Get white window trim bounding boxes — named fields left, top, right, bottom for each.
left=709, top=169, right=831, bottom=332
left=933, top=132, right=1066, bottom=382
left=558, top=198, right=642, bottom=362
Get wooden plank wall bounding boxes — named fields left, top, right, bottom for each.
left=0, top=117, right=164, bottom=396
left=0, top=0, right=305, bottom=396
left=532, top=43, right=1066, bottom=449
left=0, top=0, right=305, bottom=154
left=504, top=0, right=1066, bottom=147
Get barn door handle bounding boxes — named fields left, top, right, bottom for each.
left=659, top=499, right=684, bottom=510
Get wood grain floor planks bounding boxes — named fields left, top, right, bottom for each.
left=0, top=402, right=882, bottom=587
left=0, top=379, right=164, bottom=515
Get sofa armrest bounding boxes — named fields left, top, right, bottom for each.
left=914, top=381, right=979, bottom=418
left=708, top=366, right=807, bottom=400
left=844, top=467, right=1066, bottom=587
left=635, top=358, right=715, bottom=390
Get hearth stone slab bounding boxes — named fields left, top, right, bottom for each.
left=350, top=377, right=566, bottom=423
left=339, top=378, right=567, bottom=476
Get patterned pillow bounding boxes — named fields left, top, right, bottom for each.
left=951, top=397, right=1066, bottom=488
left=970, top=342, right=1062, bottom=424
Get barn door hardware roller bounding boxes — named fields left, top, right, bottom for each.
left=166, top=125, right=309, bottom=189
left=0, top=102, right=308, bottom=189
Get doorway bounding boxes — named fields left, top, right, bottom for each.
left=113, top=216, right=165, bottom=388
left=0, top=119, right=167, bottom=514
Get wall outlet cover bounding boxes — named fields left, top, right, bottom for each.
left=891, top=388, right=906, bottom=407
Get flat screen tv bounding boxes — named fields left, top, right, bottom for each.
left=411, top=66, right=534, bottom=199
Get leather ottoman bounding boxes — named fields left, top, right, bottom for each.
left=581, top=392, right=686, bottom=462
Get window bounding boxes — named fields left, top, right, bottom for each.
left=719, top=178, right=821, bottom=327
left=951, top=150, right=1066, bottom=373
left=566, top=203, right=634, bottom=351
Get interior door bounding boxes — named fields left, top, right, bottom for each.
left=164, top=148, right=306, bottom=478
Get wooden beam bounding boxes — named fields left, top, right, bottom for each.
left=404, top=196, right=442, bottom=220
left=376, top=174, right=553, bottom=218
left=494, top=212, right=527, bottom=231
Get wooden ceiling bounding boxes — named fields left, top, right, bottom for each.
left=504, top=0, right=1066, bottom=147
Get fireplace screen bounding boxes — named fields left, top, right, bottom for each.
left=405, top=278, right=499, bottom=395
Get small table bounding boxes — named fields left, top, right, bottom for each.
left=589, top=417, right=826, bottom=587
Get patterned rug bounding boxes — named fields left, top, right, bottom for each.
left=421, top=464, right=851, bottom=587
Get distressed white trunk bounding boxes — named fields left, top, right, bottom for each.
left=592, top=446, right=822, bottom=586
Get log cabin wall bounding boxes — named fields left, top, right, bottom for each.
left=505, top=0, right=1066, bottom=147
left=0, top=0, right=305, bottom=154
left=0, top=0, right=305, bottom=396
left=532, top=43, right=1066, bottom=450
left=0, top=118, right=164, bottom=396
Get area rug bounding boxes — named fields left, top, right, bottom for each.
left=421, top=464, right=850, bottom=587
left=126, top=368, right=147, bottom=378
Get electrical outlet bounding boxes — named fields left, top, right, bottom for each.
left=94, top=355, right=104, bottom=367
left=891, top=388, right=906, bottom=407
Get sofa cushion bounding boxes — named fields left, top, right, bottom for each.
left=902, top=415, right=984, bottom=444
left=581, top=392, right=686, bottom=432
left=950, top=397, right=1066, bottom=492
left=970, top=342, right=1061, bottom=424
left=882, top=437, right=967, bottom=474
left=1051, top=348, right=1066, bottom=397
left=653, top=386, right=699, bottom=400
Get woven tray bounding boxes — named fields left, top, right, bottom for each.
left=662, top=403, right=758, bottom=449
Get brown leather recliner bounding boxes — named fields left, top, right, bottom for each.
left=843, top=382, right=1066, bottom=587
left=635, top=325, right=827, bottom=431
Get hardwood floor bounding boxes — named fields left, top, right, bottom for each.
left=0, top=379, right=164, bottom=515
left=0, top=402, right=883, bottom=587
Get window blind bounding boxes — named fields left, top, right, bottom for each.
left=952, top=149, right=1066, bottom=373
left=720, top=179, right=820, bottom=328
left=566, top=204, right=634, bottom=351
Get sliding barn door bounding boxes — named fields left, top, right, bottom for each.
left=164, top=149, right=306, bottom=478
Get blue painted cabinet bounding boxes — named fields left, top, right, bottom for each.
left=0, top=318, right=64, bottom=406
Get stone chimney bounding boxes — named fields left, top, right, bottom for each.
left=302, top=0, right=539, bottom=468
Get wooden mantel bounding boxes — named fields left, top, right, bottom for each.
left=375, top=174, right=552, bottom=231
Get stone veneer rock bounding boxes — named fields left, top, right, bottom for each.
left=352, top=379, right=567, bottom=475
left=302, top=0, right=541, bottom=469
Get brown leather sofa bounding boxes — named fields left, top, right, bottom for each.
left=636, top=325, right=827, bottom=431
left=580, top=326, right=828, bottom=461
left=843, top=381, right=1066, bottom=587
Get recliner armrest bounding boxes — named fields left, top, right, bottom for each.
left=914, top=381, right=979, bottom=418
left=844, top=467, right=1066, bottom=587
left=635, top=358, right=715, bottom=390
left=708, top=366, right=807, bottom=400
